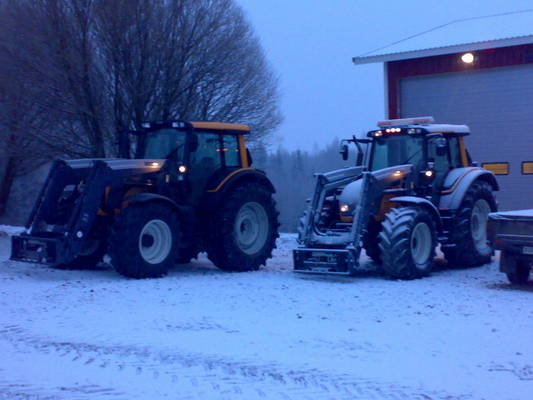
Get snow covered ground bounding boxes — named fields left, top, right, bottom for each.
left=0, top=230, right=531, bottom=400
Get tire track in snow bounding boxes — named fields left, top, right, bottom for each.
left=0, top=324, right=477, bottom=400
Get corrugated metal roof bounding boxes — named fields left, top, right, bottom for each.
left=353, top=9, right=533, bottom=65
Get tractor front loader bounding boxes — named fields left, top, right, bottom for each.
left=12, top=121, right=279, bottom=279
left=294, top=117, right=499, bottom=279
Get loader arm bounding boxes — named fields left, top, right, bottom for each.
left=294, top=170, right=379, bottom=275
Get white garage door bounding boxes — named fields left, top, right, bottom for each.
left=400, top=65, right=533, bottom=210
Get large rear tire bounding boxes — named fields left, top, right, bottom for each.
left=207, top=183, right=279, bottom=272
left=443, top=181, right=496, bottom=268
left=379, top=206, right=436, bottom=280
left=109, top=202, right=179, bottom=278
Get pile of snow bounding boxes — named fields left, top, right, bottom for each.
left=0, top=225, right=24, bottom=237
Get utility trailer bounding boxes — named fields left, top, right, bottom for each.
left=488, top=210, right=533, bottom=284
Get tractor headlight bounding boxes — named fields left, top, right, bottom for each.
left=178, top=165, right=187, bottom=174
left=340, top=204, right=350, bottom=213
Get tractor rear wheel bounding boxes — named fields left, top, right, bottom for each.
left=379, top=206, right=436, bottom=280
left=207, top=183, right=279, bottom=272
left=109, top=202, right=180, bottom=278
left=443, top=181, right=496, bottom=268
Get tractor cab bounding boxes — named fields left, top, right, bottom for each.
left=341, top=116, right=471, bottom=199
left=365, top=117, right=470, bottom=195
left=135, top=121, right=251, bottom=203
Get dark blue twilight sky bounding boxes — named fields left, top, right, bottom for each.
left=236, top=0, right=533, bottom=151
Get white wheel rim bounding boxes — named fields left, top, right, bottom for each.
left=138, top=219, right=172, bottom=264
left=234, top=202, right=269, bottom=255
left=411, top=222, right=432, bottom=266
left=471, top=199, right=491, bottom=252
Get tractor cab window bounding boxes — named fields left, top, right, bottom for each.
left=427, top=137, right=451, bottom=173
left=190, top=133, right=223, bottom=172
left=222, top=135, right=241, bottom=167
left=188, top=133, right=223, bottom=199
left=427, top=137, right=451, bottom=188
left=370, top=136, right=424, bottom=171
left=447, top=137, right=463, bottom=168
left=142, top=128, right=187, bottom=159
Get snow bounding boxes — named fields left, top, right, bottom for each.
left=0, top=229, right=532, bottom=399
left=491, top=210, right=533, bottom=219
left=0, top=225, right=24, bottom=237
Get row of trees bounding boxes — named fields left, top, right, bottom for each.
left=0, top=0, right=281, bottom=214
left=252, top=139, right=349, bottom=232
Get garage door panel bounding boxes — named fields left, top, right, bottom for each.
left=400, top=65, right=533, bottom=210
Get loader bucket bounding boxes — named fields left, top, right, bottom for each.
left=10, top=159, right=113, bottom=266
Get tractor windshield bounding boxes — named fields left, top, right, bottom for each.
left=142, top=128, right=187, bottom=159
left=370, top=136, right=424, bottom=171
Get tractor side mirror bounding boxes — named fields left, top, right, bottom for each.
left=340, top=143, right=349, bottom=161
left=436, top=138, right=447, bottom=156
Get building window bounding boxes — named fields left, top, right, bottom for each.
left=522, top=162, right=533, bottom=175
left=481, top=162, right=509, bottom=175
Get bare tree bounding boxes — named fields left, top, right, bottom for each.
left=0, top=0, right=281, bottom=214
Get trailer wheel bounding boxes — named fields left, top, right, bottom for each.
left=207, top=183, right=279, bottom=272
left=57, top=239, right=107, bottom=270
left=363, top=220, right=382, bottom=264
left=379, top=206, right=436, bottom=280
left=507, top=259, right=531, bottom=284
left=443, top=181, right=496, bottom=268
left=109, top=202, right=179, bottom=278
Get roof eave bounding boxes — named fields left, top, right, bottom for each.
left=352, top=35, right=533, bottom=65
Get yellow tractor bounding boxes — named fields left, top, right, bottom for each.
left=12, top=121, right=279, bottom=278
left=294, top=117, right=499, bottom=279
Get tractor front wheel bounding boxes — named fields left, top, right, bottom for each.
left=207, top=184, right=279, bottom=272
left=109, top=202, right=179, bottom=278
left=379, top=206, right=436, bottom=280
left=56, top=239, right=107, bottom=270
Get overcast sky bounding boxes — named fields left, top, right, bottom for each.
left=236, top=0, right=533, bottom=151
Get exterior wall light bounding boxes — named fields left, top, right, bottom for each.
left=461, top=52, right=475, bottom=64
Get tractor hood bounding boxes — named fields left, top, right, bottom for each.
left=338, top=165, right=413, bottom=212
left=66, top=158, right=165, bottom=173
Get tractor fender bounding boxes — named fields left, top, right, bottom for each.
left=204, top=168, right=275, bottom=210
left=123, top=193, right=182, bottom=213
left=390, top=196, right=443, bottom=232
left=209, top=168, right=276, bottom=195
left=439, top=168, right=499, bottom=211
